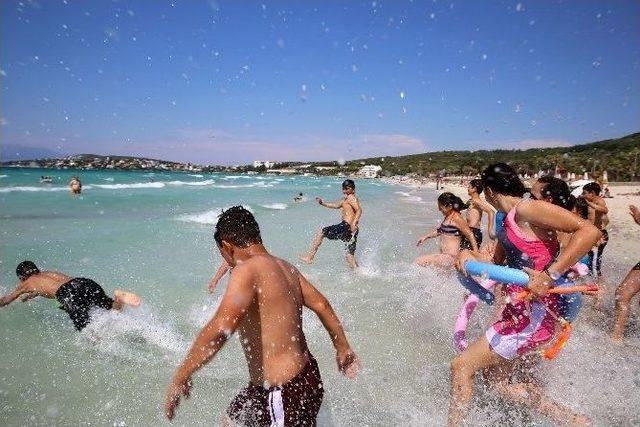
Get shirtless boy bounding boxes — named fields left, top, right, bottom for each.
left=582, top=182, right=609, bottom=278
left=0, top=261, right=140, bottom=331
left=165, top=206, right=360, bottom=425
left=299, top=179, right=363, bottom=268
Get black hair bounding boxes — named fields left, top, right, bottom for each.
left=16, top=261, right=40, bottom=280
left=214, top=206, right=262, bottom=248
left=437, top=192, right=467, bottom=212
left=342, top=179, right=355, bottom=190
left=480, top=163, right=527, bottom=197
left=537, top=176, right=573, bottom=210
left=574, top=197, right=589, bottom=219
left=469, top=179, right=483, bottom=194
left=582, top=182, right=601, bottom=196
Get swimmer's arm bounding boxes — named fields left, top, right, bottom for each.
left=519, top=201, right=600, bottom=276
left=299, top=273, right=351, bottom=351
left=316, top=197, right=342, bottom=209
left=208, top=260, right=230, bottom=293
left=451, top=215, right=478, bottom=252
left=585, top=198, right=608, bottom=214
left=486, top=210, right=497, bottom=240
left=350, top=197, right=362, bottom=230
left=170, top=266, right=254, bottom=385
left=0, top=284, right=28, bottom=307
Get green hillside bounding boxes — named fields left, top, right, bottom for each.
left=340, top=132, right=640, bottom=181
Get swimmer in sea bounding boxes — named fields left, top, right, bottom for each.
left=293, top=192, right=305, bottom=203
left=69, top=176, right=82, bottom=195
left=415, top=192, right=478, bottom=268
left=0, top=261, right=140, bottom=331
left=449, top=163, right=600, bottom=426
left=611, top=205, right=640, bottom=342
left=299, top=179, right=362, bottom=268
left=165, top=206, right=360, bottom=425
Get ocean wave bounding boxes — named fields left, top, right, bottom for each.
left=212, top=181, right=272, bottom=189
left=103, top=177, right=115, bottom=182
left=176, top=205, right=253, bottom=225
left=0, top=175, right=8, bottom=178
left=395, top=191, right=425, bottom=204
left=166, top=179, right=215, bottom=186
left=93, top=182, right=166, bottom=189
left=0, top=185, right=70, bottom=193
left=259, top=203, right=288, bottom=210
left=188, top=174, right=204, bottom=178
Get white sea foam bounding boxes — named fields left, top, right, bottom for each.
left=103, top=177, right=115, bottom=181
left=188, top=174, right=204, bottom=178
left=259, top=202, right=288, bottom=210
left=0, top=174, right=8, bottom=178
left=176, top=205, right=253, bottom=225
left=166, top=179, right=215, bottom=186
left=395, top=190, right=424, bottom=203
left=0, top=185, right=70, bottom=193
left=93, top=182, right=166, bottom=189
left=81, top=305, right=189, bottom=357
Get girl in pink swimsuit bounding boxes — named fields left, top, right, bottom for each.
left=448, top=163, right=601, bottom=427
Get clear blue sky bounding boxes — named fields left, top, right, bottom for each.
left=1, top=0, right=639, bottom=164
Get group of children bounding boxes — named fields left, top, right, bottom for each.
left=1, top=167, right=638, bottom=425
left=414, top=163, right=639, bottom=425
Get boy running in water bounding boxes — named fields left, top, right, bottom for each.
left=165, top=206, right=360, bottom=425
left=0, top=261, right=140, bottom=331
left=299, top=179, right=362, bottom=268
left=581, top=182, right=609, bottom=278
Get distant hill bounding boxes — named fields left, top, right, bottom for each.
left=337, top=132, right=640, bottom=181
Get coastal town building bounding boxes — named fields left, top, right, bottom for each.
left=358, top=164, right=383, bottom=178
left=253, top=160, right=276, bottom=169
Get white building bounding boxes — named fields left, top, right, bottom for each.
left=253, top=160, right=275, bottom=169
left=358, top=164, right=383, bottom=178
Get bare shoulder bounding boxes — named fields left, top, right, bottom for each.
left=347, top=194, right=360, bottom=205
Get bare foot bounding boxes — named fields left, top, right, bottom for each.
left=298, top=254, right=314, bottom=264
left=114, top=289, right=141, bottom=307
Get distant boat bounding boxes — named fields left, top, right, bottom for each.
left=40, top=176, right=53, bottom=184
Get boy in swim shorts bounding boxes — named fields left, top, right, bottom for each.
left=299, top=179, right=362, bottom=268
left=165, top=206, right=360, bottom=425
left=0, top=261, right=140, bottom=331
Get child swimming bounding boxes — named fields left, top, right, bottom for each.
left=448, top=163, right=600, bottom=426
left=0, top=261, right=140, bottom=331
left=165, top=206, right=360, bottom=425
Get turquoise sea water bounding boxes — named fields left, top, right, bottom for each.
left=0, top=168, right=638, bottom=426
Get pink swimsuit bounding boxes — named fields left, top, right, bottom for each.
left=485, top=204, right=561, bottom=360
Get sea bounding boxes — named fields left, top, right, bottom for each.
left=0, top=168, right=638, bottom=426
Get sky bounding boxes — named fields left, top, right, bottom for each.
left=1, top=0, right=639, bottom=165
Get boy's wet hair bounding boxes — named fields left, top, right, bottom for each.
left=480, top=163, right=526, bottom=197
left=437, top=192, right=467, bottom=212
left=16, top=261, right=40, bottom=280
left=214, top=206, right=262, bottom=248
left=537, top=176, right=572, bottom=210
left=582, top=182, right=601, bottom=196
left=469, top=179, right=483, bottom=194
left=342, top=179, right=355, bottom=190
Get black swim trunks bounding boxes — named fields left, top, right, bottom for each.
left=55, top=278, right=114, bottom=331
left=460, top=227, right=483, bottom=250
left=322, top=221, right=358, bottom=255
left=227, top=356, right=324, bottom=426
